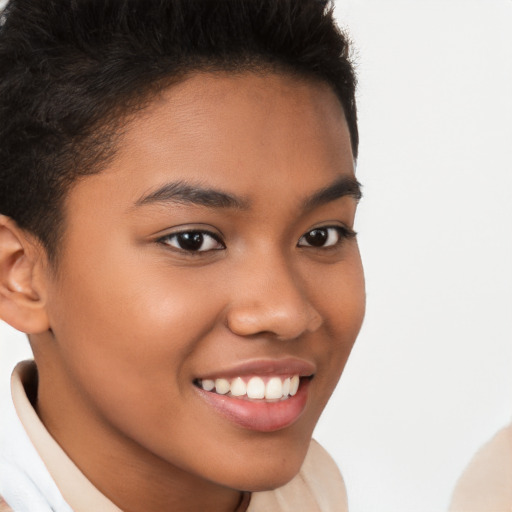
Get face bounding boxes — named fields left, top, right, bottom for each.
left=37, top=72, right=365, bottom=503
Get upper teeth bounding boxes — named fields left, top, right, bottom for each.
left=199, top=375, right=300, bottom=400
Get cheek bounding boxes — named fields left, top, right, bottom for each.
left=318, top=248, right=365, bottom=327
left=315, top=255, right=365, bottom=381
left=46, top=248, right=224, bottom=413
left=45, top=271, right=229, bottom=460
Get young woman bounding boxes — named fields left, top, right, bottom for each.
left=0, top=1, right=365, bottom=510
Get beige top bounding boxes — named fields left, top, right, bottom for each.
left=3, top=361, right=348, bottom=512
left=449, top=424, right=512, bottom=512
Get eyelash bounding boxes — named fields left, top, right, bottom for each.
left=297, top=226, right=356, bottom=249
left=157, top=225, right=356, bottom=254
left=158, top=229, right=225, bottom=253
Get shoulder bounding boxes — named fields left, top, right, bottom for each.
left=248, top=439, right=348, bottom=512
left=449, top=424, right=512, bottom=511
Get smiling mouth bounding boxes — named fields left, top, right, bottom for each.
left=194, top=375, right=312, bottom=401
left=194, top=369, right=314, bottom=431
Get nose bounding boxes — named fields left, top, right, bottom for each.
left=225, top=253, right=323, bottom=340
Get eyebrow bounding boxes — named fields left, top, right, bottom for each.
left=302, top=176, right=362, bottom=210
left=134, top=175, right=362, bottom=211
left=134, top=181, right=250, bottom=210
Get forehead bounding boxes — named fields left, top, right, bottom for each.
left=66, top=71, right=355, bottom=215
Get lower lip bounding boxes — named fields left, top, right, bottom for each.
left=195, top=379, right=311, bottom=432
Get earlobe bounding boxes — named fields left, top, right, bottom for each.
left=0, top=215, right=50, bottom=334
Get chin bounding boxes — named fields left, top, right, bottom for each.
left=218, top=449, right=306, bottom=492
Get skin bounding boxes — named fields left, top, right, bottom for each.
left=0, top=72, right=365, bottom=512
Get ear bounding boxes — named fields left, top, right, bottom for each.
left=0, top=215, right=50, bottom=334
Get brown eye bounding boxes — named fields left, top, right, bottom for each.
left=160, top=231, right=224, bottom=252
left=298, top=226, right=354, bottom=248
left=303, top=228, right=329, bottom=247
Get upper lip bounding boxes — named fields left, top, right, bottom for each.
left=196, top=357, right=316, bottom=380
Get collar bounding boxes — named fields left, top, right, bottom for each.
left=10, top=360, right=123, bottom=512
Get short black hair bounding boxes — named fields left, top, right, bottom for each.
left=0, top=0, right=358, bottom=264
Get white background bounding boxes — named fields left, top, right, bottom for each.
left=1, top=1, right=511, bottom=511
